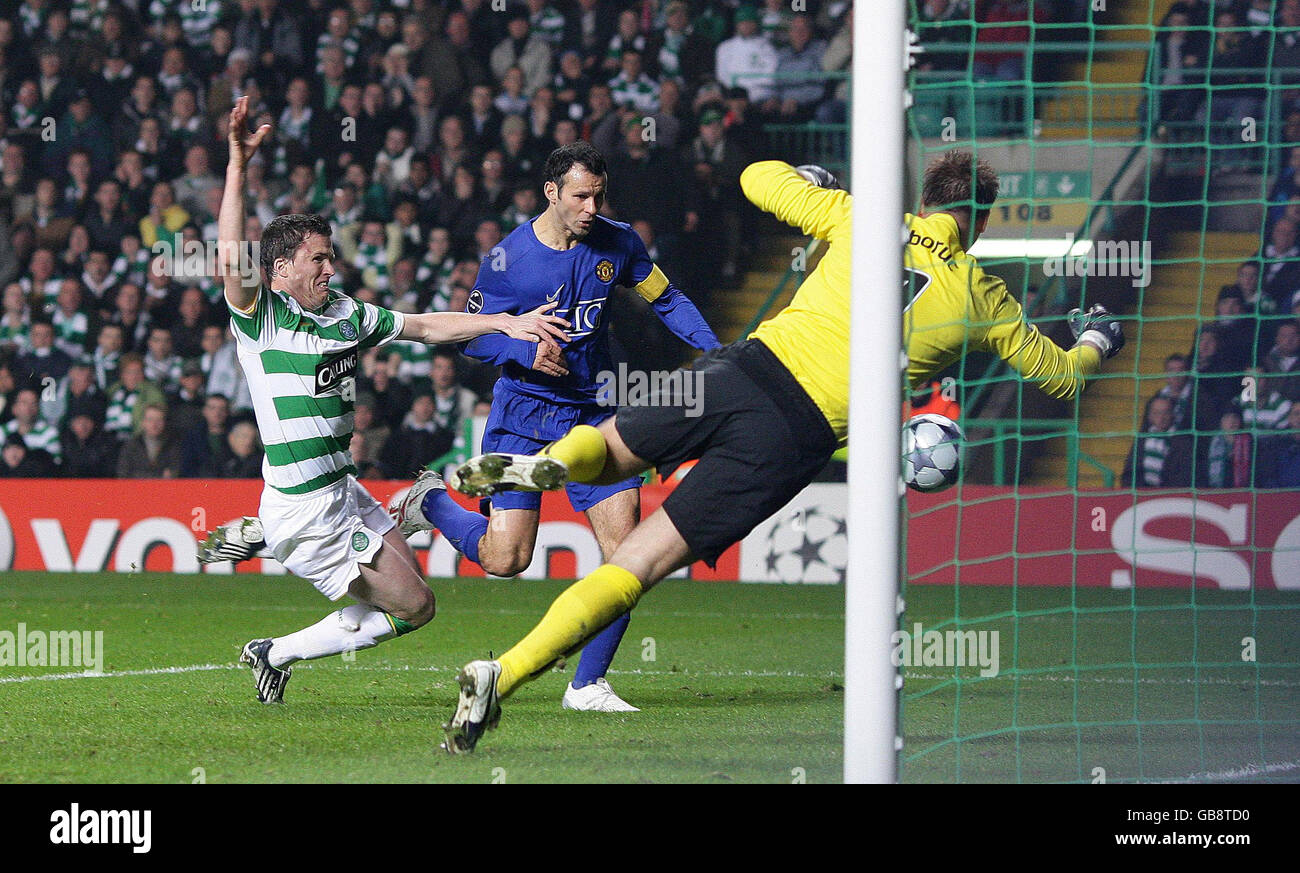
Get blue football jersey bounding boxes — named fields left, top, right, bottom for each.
left=463, top=215, right=675, bottom=404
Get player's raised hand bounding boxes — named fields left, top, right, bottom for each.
left=795, top=164, right=841, bottom=190
left=531, top=341, right=569, bottom=378
left=228, top=96, right=272, bottom=169
left=1068, top=303, right=1125, bottom=359
left=504, top=301, right=571, bottom=345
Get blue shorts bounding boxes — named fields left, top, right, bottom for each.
left=481, top=386, right=641, bottom=513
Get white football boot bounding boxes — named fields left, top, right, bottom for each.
left=198, top=517, right=266, bottom=564
left=442, top=660, right=503, bottom=754
left=449, top=452, right=569, bottom=498
left=386, top=469, right=445, bottom=537
left=562, top=678, right=640, bottom=712
left=239, top=638, right=291, bottom=704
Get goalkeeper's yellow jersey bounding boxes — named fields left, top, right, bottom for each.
left=744, top=161, right=852, bottom=443
left=742, top=161, right=1100, bottom=447
left=902, top=210, right=1101, bottom=404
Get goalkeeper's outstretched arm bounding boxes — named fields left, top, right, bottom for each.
left=980, top=282, right=1126, bottom=401
left=739, top=160, right=850, bottom=242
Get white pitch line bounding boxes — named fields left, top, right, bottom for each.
left=0, top=661, right=842, bottom=683
left=4, top=662, right=1296, bottom=690
left=1162, top=759, right=1300, bottom=783
left=0, top=663, right=238, bottom=684
left=295, top=664, right=840, bottom=680
left=905, top=671, right=1300, bottom=688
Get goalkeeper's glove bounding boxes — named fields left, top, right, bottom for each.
left=795, top=164, right=840, bottom=189
left=1067, top=304, right=1125, bottom=359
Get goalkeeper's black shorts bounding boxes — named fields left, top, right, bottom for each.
left=614, top=338, right=838, bottom=567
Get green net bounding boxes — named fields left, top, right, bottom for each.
left=898, top=0, right=1300, bottom=783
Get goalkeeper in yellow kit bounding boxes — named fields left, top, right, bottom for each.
left=439, top=150, right=1125, bottom=753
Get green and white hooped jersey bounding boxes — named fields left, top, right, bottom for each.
left=229, top=287, right=405, bottom=495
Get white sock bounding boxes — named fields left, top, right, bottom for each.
left=268, top=604, right=401, bottom=668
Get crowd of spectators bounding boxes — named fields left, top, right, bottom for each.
left=1108, top=1, right=1300, bottom=488
left=0, top=0, right=857, bottom=479
left=1126, top=263, right=1300, bottom=489
left=1146, top=0, right=1300, bottom=172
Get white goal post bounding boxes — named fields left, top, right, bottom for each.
left=843, top=0, right=906, bottom=784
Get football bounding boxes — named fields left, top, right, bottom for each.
left=902, top=413, right=964, bottom=493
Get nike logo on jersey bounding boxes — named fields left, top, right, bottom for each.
left=548, top=283, right=565, bottom=302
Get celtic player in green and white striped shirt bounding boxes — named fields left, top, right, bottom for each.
left=219, top=97, right=571, bottom=704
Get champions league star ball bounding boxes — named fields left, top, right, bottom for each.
left=902, top=413, right=964, bottom=493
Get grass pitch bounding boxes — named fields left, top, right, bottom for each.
left=0, top=573, right=844, bottom=784
left=1, top=572, right=1295, bottom=783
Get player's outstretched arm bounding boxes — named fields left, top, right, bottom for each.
left=220, top=96, right=271, bottom=313
left=1067, top=304, right=1126, bottom=360
left=649, top=285, right=720, bottom=350
left=740, top=160, right=850, bottom=242
left=624, top=230, right=720, bottom=351
left=978, top=278, right=1123, bottom=401
left=398, top=302, right=571, bottom=346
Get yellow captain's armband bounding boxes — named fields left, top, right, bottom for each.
left=229, top=287, right=260, bottom=315
left=633, top=264, right=670, bottom=302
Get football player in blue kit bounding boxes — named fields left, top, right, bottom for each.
left=389, top=141, right=719, bottom=711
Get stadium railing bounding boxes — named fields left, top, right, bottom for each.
left=912, top=41, right=1153, bottom=139
left=977, top=418, right=1116, bottom=488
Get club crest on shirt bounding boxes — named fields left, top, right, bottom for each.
left=594, top=259, right=615, bottom=283
left=338, top=320, right=357, bottom=340
left=467, top=289, right=484, bottom=313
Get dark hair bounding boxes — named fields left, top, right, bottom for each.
left=544, top=141, right=607, bottom=192
left=1164, top=352, right=1188, bottom=368
left=1142, top=394, right=1174, bottom=429
left=260, top=213, right=332, bottom=281
left=921, top=150, right=1000, bottom=221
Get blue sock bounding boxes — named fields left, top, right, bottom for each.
left=572, top=610, right=632, bottom=688
left=422, top=488, right=488, bottom=565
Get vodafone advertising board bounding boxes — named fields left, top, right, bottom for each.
left=0, top=481, right=1295, bottom=588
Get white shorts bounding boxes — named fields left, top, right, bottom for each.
left=259, top=474, right=396, bottom=601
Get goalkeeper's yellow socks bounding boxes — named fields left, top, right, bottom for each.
left=541, top=424, right=607, bottom=483
left=497, top=564, right=644, bottom=697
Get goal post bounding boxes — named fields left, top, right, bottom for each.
left=844, top=0, right=907, bottom=784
